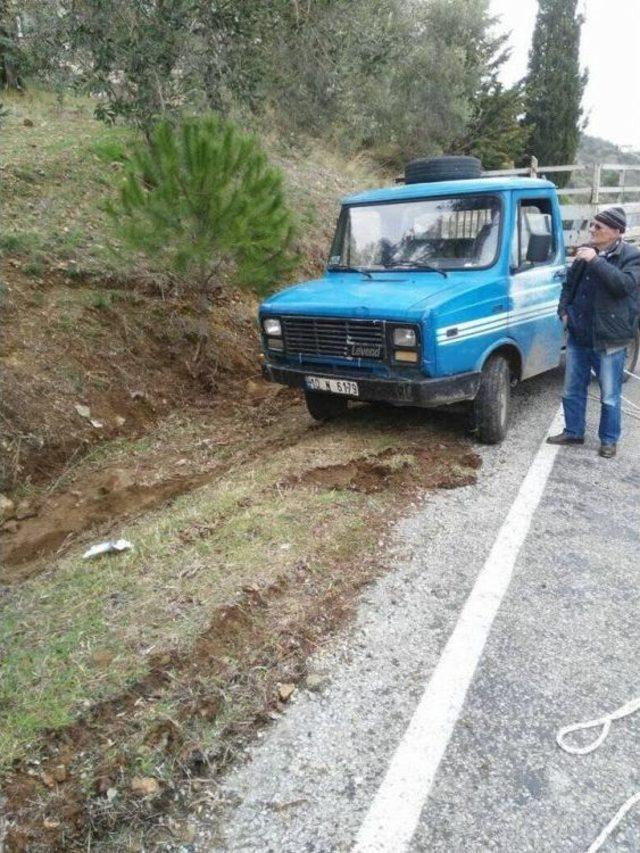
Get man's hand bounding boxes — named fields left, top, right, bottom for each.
left=560, top=313, right=568, bottom=328
left=575, top=246, right=597, bottom=263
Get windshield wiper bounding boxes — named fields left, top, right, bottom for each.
left=383, top=261, right=448, bottom=278
left=327, top=265, right=373, bottom=279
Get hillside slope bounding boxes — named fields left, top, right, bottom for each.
left=0, top=89, right=378, bottom=492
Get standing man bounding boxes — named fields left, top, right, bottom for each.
left=547, top=206, right=640, bottom=457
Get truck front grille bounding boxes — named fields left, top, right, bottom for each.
left=281, top=317, right=385, bottom=360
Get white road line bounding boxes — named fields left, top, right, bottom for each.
left=353, top=406, right=565, bottom=853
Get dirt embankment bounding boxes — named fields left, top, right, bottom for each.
left=0, top=263, right=260, bottom=488
left=0, top=259, right=277, bottom=576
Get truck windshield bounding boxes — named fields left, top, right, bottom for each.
left=329, top=194, right=502, bottom=272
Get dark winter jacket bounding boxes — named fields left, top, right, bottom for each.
left=558, top=240, right=640, bottom=349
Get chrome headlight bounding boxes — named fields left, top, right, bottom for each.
left=392, top=327, right=417, bottom=348
left=263, top=317, right=282, bottom=336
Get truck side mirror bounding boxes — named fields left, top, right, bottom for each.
left=526, top=233, right=553, bottom=264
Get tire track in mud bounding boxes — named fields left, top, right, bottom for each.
left=1, top=434, right=481, bottom=851
left=1, top=403, right=312, bottom=581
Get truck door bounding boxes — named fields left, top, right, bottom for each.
left=509, top=192, right=565, bottom=378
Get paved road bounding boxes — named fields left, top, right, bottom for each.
left=197, top=367, right=640, bottom=852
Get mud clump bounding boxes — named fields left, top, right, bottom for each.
left=299, top=458, right=407, bottom=493
left=289, top=445, right=481, bottom=495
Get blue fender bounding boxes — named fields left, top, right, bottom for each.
left=474, top=337, right=524, bottom=378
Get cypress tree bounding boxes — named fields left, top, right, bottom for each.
left=453, top=20, right=530, bottom=169
left=522, top=0, right=587, bottom=184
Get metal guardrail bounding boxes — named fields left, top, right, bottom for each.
left=484, top=156, right=640, bottom=203
left=394, top=157, right=640, bottom=249
left=483, top=157, right=640, bottom=249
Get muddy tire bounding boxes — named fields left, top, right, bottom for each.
left=304, top=391, right=348, bottom=421
left=623, top=325, right=640, bottom=382
left=473, top=355, right=511, bottom=444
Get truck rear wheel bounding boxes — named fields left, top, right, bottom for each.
left=304, top=391, right=348, bottom=421
left=473, top=355, right=511, bottom=444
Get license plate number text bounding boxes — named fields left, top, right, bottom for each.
left=305, top=376, right=359, bottom=396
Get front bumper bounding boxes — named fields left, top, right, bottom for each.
left=262, top=362, right=481, bottom=407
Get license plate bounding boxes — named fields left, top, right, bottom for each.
left=305, top=376, right=359, bottom=396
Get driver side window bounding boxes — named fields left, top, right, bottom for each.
left=512, top=197, right=557, bottom=271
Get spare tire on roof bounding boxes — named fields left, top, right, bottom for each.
left=404, top=155, right=482, bottom=185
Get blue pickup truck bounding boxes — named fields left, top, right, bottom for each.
left=258, top=156, right=636, bottom=443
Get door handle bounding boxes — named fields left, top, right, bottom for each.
left=553, top=269, right=566, bottom=281
left=492, top=304, right=505, bottom=314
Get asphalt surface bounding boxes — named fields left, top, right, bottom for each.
left=195, top=366, right=640, bottom=852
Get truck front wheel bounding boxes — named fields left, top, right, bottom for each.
left=473, top=355, right=511, bottom=444
left=304, top=391, right=348, bottom=421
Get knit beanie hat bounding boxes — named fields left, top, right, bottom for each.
left=594, top=206, right=626, bottom=233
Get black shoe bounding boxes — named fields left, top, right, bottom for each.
left=546, top=432, right=585, bottom=446
left=599, top=444, right=617, bottom=458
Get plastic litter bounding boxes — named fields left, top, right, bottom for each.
left=74, top=404, right=91, bottom=419
left=82, top=539, right=133, bottom=560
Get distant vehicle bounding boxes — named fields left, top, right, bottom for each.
left=258, top=156, right=640, bottom=443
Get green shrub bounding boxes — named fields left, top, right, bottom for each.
left=92, top=138, right=129, bottom=164
left=23, top=258, right=45, bottom=277
left=105, top=114, right=296, bottom=296
left=0, top=231, right=43, bottom=256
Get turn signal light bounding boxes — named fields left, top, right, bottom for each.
left=394, top=350, right=418, bottom=363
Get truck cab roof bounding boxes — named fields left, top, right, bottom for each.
left=342, top=176, right=557, bottom=206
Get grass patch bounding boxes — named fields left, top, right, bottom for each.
left=92, top=137, right=129, bottom=163
left=1, top=86, right=139, bottom=277
left=0, top=438, right=368, bottom=768
left=0, top=230, right=44, bottom=256
left=3, top=417, right=439, bottom=849
left=22, top=257, right=46, bottom=277
left=0, top=86, right=383, bottom=284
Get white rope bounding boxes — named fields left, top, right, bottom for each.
left=558, top=365, right=640, bottom=848
left=557, top=696, right=640, bottom=755
left=587, top=394, right=640, bottom=423
left=557, top=696, right=640, bottom=850
left=621, top=394, right=640, bottom=412
left=585, top=793, right=640, bottom=853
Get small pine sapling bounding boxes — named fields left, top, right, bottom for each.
left=105, top=114, right=297, bottom=298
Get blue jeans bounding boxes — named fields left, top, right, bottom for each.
left=562, top=341, right=626, bottom=444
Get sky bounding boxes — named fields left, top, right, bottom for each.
left=488, top=0, right=640, bottom=151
